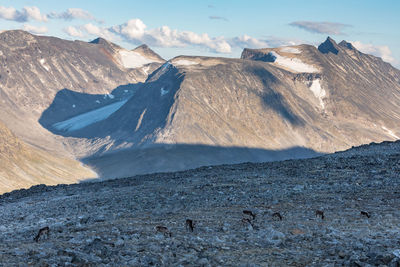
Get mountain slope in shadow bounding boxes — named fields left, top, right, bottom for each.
left=82, top=143, right=321, bottom=179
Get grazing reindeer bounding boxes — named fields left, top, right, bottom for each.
left=185, top=219, right=195, bottom=232
left=243, top=210, right=256, bottom=220
left=155, top=226, right=172, bottom=237
left=272, top=212, right=283, bottom=221
left=315, top=210, right=325, bottom=220
left=241, top=217, right=254, bottom=228
left=360, top=211, right=370, bottom=218
left=34, top=226, right=49, bottom=242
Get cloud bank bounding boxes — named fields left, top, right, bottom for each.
left=110, top=19, right=232, bottom=53
left=63, top=26, right=84, bottom=37
left=0, top=6, right=47, bottom=22
left=290, top=21, right=351, bottom=35
left=351, top=41, right=396, bottom=64
left=63, top=18, right=301, bottom=54
left=48, top=8, right=96, bottom=21
left=0, top=6, right=99, bottom=23
left=23, top=24, right=48, bottom=34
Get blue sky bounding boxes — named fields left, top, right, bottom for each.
left=0, top=0, right=399, bottom=67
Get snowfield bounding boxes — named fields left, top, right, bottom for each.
left=104, top=94, right=115, bottom=99
left=160, top=87, right=169, bottom=96
left=119, top=50, right=157, bottom=69
left=382, top=126, right=400, bottom=139
left=173, top=59, right=198, bottom=66
left=39, top=58, right=49, bottom=71
left=53, top=100, right=128, bottom=132
left=279, top=47, right=301, bottom=54
left=268, top=51, right=318, bottom=73
left=309, top=79, right=326, bottom=108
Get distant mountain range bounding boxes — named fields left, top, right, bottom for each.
left=1, top=30, right=400, bottom=193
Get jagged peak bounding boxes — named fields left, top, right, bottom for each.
left=318, top=36, right=340, bottom=55
left=338, top=40, right=356, bottom=50
left=134, top=44, right=150, bottom=50
left=133, top=44, right=165, bottom=62
left=89, top=37, right=110, bottom=45
left=89, top=37, right=123, bottom=52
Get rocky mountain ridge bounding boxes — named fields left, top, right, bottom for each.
left=76, top=37, right=400, bottom=178
left=0, top=30, right=165, bottom=192
left=1, top=32, right=400, bottom=192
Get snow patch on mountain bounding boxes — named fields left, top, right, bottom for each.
left=382, top=126, right=399, bottom=139
left=39, top=59, right=49, bottom=71
left=53, top=100, right=128, bottom=132
left=268, top=51, right=318, bottom=73
left=103, top=94, right=115, bottom=99
left=309, top=79, right=326, bottom=108
left=173, top=59, right=198, bottom=66
left=142, top=66, right=150, bottom=74
left=279, top=47, right=301, bottom=54
left=119, top=50, right=156, bottom=69
left=160, top=87, right=169, bottom=96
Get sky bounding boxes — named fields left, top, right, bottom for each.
left=0, top=0, right=399, bottom=67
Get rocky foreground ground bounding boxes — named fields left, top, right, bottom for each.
left=0, top=141, right=400, bottom=266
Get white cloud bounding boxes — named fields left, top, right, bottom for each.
left=112, top=19, right=146, bottom=40
left=350, top=41, right=396, bottom=64
left=0, top=6, right=47, bottom=22
left=209, top=16, right=228, bottom=22
left=230, top=35, right=269, bottom=48
left=23, top=7, right=47, bottom=22
left=108, top=18, right=232, bottom=53
left=63, top=26, right=84, bottom=37
left=83, top=23, right=117, bottom=41
left=229, top=35, right=302, bottom=49
left=290, top=21, right=350, bottom=35
left=23, top=24, right=47, bottom=34
left=48, top=8, right=98, bottom=22
left=74, top=18, right=298, bottom=54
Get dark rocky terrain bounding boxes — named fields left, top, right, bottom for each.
left=1, top=140, right=399, bottom=266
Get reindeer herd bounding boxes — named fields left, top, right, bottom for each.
left=33, top=209, right=372, bottom=242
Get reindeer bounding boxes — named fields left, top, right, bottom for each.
left=272, top=212, right=283, bottom=221
left=241, top=217, right=254, bottom=229
left=155, top=226, right=172, bottom=237
left=34, top=226, right=49, bottom=242
left=243, top=210, right=256, bottom=220
left=315, top=210, right=325, bottom=220
left=360, top=211, right=370, bottom=218
left=185, top=219, right=195, bottom=232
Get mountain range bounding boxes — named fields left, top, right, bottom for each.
left=1, top=30, right=400, bottom=193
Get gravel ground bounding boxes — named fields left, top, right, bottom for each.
left=0, top=141, right=400, bottom=266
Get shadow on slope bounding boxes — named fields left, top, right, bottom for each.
left=82, top=143, right=322, bottom=180
left=247, top=65, right=305, bottom=126
left=38, top=66, right=184, bottom=148
left=39, top=83, right=142, bottom=134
